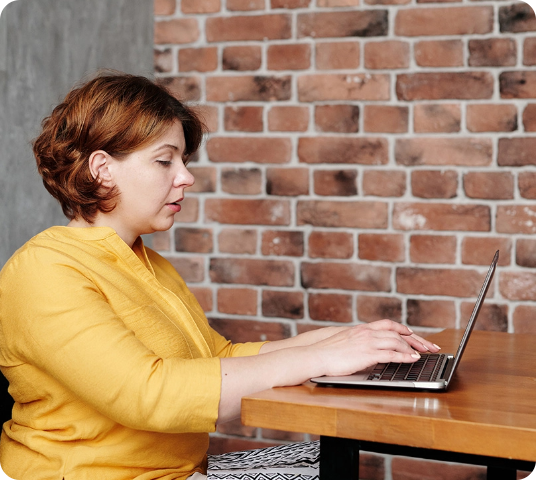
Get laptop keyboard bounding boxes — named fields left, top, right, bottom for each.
left=367, top=354, right=446, bottom=382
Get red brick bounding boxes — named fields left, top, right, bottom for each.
left=362, top=170, right=406, bottom=198
left=221, top=168, right=262, bottom=195
left=519, top=172, right=536, bottom=198
left=397, top=267, right=484, bottom=297
left=392, top=454, right=486, bottom=480
left=318, top=0, right=360, bottom=5
left=193, top=105, right=219, bottom=133
left=516, top=238, right=536, bottom=268
left=397, top=72, right=493, bottom=100
left=269, top=106, right=309, bottom=132
left=414, top=104, right=461, bottom=133
left=154, top=0, right=176, bottom=15
left=261, top=429, right=304, bottom=442
left=152, top=231, right=170, bottom=251
left=308, top=293, right=353, bottom=323
left=395, top=6, right=493, bottom=36
left=206, top=76, right=291, bottom=102
left=461, top=302, right=508, bottom=332
left=268, top=106, right=309, bottom=132
left=301, top=262, right=391, bottom=292
left=217, top=418, right=257, bottom=438
left=461, top=237, right=512, bottom=266
left=366, top=0, right=408, bottom=4
left=411, top=170, right=458, bottom=199
left=298, top=74, right=390, bottom=101
left=210, top=258, right=294, bottom=286
left=414, top=40, right=463, bottom=67
left=500, top=271, right=536, bottom=301
left=298, top=201, right=388, bottom=228
left=166, top=256, right=205, bottom=283
left=499, top=3, right=536, bottom=33
left=262, top=290, right=304, bottom=319
left=513, top=305, right=536, bottom=334
left=298, top=137, right=388, bottom=165
left=175, top=228, right=213, bottom=253
left=357, top=295, right=402, bottom=323
left=267, top=44, right=311, bottom=70
left=498, top=138, right=536, bottom=166
left=393, top=203, right=490, bottom=232
left=308, top=231, right=354, bottom=259
left=407, top=299, right=456, bottom=328
left=218, top=229, right=257, bottom=254
left=154, top=48, right=173, bottom=73
left=227, top=0, right=264, bottom=10
left=500, top=71, right=536, bottom=98
left=266, top=168, right=310, bottom=196
left=522, top=103, right=536, bottom=131
left=174, top=197, right=199, bottom=223
left=364, top=41, right=410, bottom=70
left=314, top=169, right=358, bottom=196
left=468, top=38, right=517, bottom=67
left=154, top=19, right=200, bottom=44
left=207, top=437, right=281, bottom=456
left=315, top=105, right=359, bottom=133
left=208, top=318, right=291, bottom=343
left=463, top=172, right=514, bottom=200
left=466, top=104, right=517, bottom=132
left=181, top=0, right=220, bottom=12
left=207, top=137, right=292, bottom=164
left=410, top=235, right=456, bottom=264
left=262, top=230, right=304, bottom=257
left=189, top=287, right=213, bottom=312
left=206, top=15, right=291, bottom=42
left=222, top=46, right=262, bottom=71
left=364, top=105, right=408, bottom=133
left=156, top=76, right=201, bottom=102
left=224, top=106, right=263, bottom=132
left=179, top=47, right=218, bottom=72
left=206, top=199, right=290, bottom=225
left=316, top=42, right=360, bottom=70
left=298, top=10, right=388, bottom=38
left=497, top=205, right=536, bottom=234
left=358, top=234, right=405, bottom=262
left=271, top=0, right=310, bottom=7
left=396, top=138, right=492, bottom=166
left=523, top=37, right=536, bottom=66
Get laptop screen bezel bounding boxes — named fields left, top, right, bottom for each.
left=445, top=250, right=499, bottom=385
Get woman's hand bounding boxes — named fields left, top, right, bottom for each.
left=218, top=319, right=441, bottom=423
left=309, top=319, right=440, bottom=377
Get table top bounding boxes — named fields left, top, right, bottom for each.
left=241, top=329, right=536, bottom=462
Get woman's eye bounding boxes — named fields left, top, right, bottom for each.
left=157, top=160, right=172, bottom=167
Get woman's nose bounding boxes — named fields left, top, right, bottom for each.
left=174, top=163, right=195, bottom=188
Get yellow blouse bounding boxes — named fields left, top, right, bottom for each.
left=0, top=227, right=263, bottom=480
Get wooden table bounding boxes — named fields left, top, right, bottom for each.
left=241, top=329, right=536, bottom=479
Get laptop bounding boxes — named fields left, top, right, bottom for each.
left=311, top=251, right=499, bottom=391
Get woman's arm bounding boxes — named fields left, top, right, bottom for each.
left=217, top=319, right=440, bottom=424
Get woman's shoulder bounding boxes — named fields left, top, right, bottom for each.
left=1, top=226, right=114, bottom=279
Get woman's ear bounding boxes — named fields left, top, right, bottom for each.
left=88, top=151, right=113, bottom=185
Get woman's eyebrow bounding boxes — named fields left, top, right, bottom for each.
left=152, top=143, right=180, bottom=152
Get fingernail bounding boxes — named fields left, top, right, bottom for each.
left=433, top=344, right=441, bottom=350
left=407, top=327, right=414, bottom=334
left=411, top=352, right=421, bottom=359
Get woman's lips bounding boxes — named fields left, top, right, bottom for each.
left=166, top=202, right=182, bottom=213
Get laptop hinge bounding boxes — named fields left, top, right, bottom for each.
left=441, top=355, right=455, bottom=384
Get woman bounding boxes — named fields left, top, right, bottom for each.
left=0, top=72, right=439, bottom=480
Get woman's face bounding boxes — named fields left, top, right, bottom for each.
left=103, top=120, right=195, bottom=244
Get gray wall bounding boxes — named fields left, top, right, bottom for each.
left=0, top=0, right=154, bottom=266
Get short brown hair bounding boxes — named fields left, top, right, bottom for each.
left=33, top=70, right=206, bottom=223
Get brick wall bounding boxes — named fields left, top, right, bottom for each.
left=154, top=0, right=535, bottom=476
